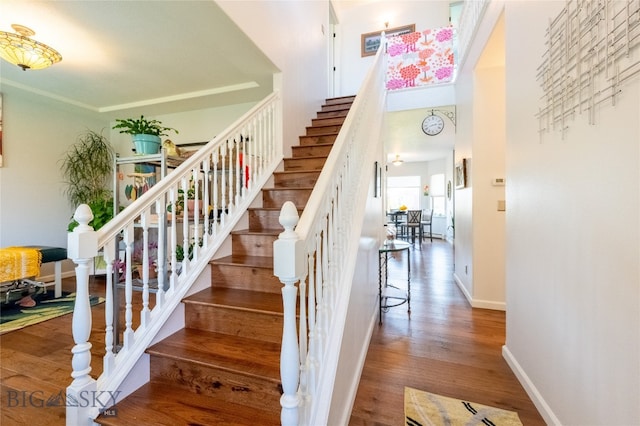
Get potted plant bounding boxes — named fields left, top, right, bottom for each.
left=132, top=240, right=158, bottom=279
left=112, top=115, right=179, bottom=154
left=167, top=179, right=202, bottom=216
left=60, top=129, right=116, bottom=231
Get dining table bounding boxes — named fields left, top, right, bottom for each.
left=386, top=210, right=407, bottom=228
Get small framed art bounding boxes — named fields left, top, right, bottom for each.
left=361, top=24, right=416, bottom=57
left=455, top=159, right=467, bottom=189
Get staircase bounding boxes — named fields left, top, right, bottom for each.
left=97, top=95, right=355, bottom=425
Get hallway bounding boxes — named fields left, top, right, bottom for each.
left=349, top=240, right=545, bottom=425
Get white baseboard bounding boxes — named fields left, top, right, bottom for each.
left=472, top=299, right=505, bottom=311
left=453, top=272, right=472, bottom=305
left=453, top=273, right=505, bottom=311
left=502, top=345, right=560, bottom=426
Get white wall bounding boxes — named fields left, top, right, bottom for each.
left=217, top=0, right=331, bottom=158
left=453, top=61, right=474, bottom=299
left=471, top=15, right=506, bottom=310
left=501, top=2, right=639, bottom=425
left=335, top=1, right=450, bottom=97
left=452, top=0, right=506, bottom=309
left=0, top=87, right=109, bottom=248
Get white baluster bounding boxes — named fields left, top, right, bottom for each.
left=169, top=186, right=178, bottom=290
left=155, top=198, right=166, bottom=308
left=123, top=223, right=134, bottom=349
left=203, top=157, right=211, bottom=243
left=298, top=275, right=308, bottom=403
left=212, top=148, right=220, bottom=233
left=140, top=209, right=150, bottom=328
left=220, top=144, right=227, bottom=227
left=233, top=137, right=241, bottom=207
left=181, top=176, right=189, bottom=275
left=66, top=204, right=97, bottom=426
left=103, top=239, right=115, bottom=375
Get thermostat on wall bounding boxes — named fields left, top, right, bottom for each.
left=492, top=178, right=505, bottom=186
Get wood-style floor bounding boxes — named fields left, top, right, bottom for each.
left=1, top=275, right=109, bottom=426
left=0, top=240, right=545, bottom=425
left=349, top=239, right=545, bottom=425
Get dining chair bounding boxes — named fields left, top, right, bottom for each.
left=421, top=209, right=433, bottom=242
left=405, top=210, right=422, bottom=247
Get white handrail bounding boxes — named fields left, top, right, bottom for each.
left=274, top=43, right=387, bottom=425
left=456, top=0, right=489, bottom=69
left=66, top=91, right=282, bottom=424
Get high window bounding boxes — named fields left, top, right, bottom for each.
left=387, top=175, right=420, bottom=210
left=429, top=173, right=445, bottom=216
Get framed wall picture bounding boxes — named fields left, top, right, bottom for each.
left=455, top=159, right=467, bottom=189
left=361, top=24, right=416, bottom=57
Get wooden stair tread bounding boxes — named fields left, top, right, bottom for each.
left=184, top=287, right=283, bottom=315
left=147, top=328, right=281, bottom=381
left=248, top=205, right=303, bottom=211
left=273, top=169, right=322, bottom=175
left=292, top=142, right=335, bottom=148
left=212, top=254, right=274, bottom=268
left=96, top=381, right=280, bottom=426
left=263, top=186, right=314, bottom=190
left=284, top=154, right=329, bottom=161
left=232, top=228, right=282, bottom=236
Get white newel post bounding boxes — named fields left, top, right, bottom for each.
left=66, top=204, right=98, bottom=426
left=274, top=201, right=305, bottom=426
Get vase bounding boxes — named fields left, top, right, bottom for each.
left=187, top=199, right=203, bottom=214
left=132, top=134, right=161, bottom=154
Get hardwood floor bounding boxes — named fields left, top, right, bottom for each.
left=0, top=275, right=108, bottom=426
left=349, top=239, right=545, bottom=426
left=0, top=240, right=545, bottom=425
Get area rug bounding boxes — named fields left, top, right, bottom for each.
left=405, top=387, right=523, bottom=426
left=0, top=290, right=104, bottom=334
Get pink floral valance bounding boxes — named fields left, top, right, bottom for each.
left=385, top=26, right=455, bottom=90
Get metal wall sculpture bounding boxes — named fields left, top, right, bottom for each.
left=537, top=0, right=640, bottom=138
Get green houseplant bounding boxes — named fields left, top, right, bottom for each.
left=113, top=115, right=179, bottom=154
left=167, top=178, right=202, bottom=216
left=61, top=130, right=116, bottom=231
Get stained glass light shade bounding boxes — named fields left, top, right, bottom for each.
left=0, top=25, right=62, bottom=71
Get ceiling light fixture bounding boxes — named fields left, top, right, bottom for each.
left=392, top=154, right=404, bottom=166
left=0, top=24, right=62, bottom=71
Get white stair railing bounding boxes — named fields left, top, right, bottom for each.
left=66, top=91, right=282, bottom=424
left=456, top=0, right=489, bottom=69
left=274, top=45, right=387, bottom=425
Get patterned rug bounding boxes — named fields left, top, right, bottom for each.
left=405, top=387, right=523, bottom=426
left=0, top=290, right=104, bottom=334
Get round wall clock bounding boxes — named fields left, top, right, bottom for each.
left=421, top=114, right=444, bottom=136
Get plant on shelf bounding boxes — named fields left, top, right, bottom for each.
left=167, top=179, right=201, bottom=216
left=61, top=129, right=117, bottom=231
left=175, top=239, right=203, bottom=263
left=113, top=115, right=179, bottom=137
left=112, top=115, right=179, bottom=154
left=132, top=240, right=159, bottom=279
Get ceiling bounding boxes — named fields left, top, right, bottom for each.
left=385, top=105, right=456, bottom=164
left=1, top=0, right=453, bottom=164
left=0, top=1, right=278, bottom=118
